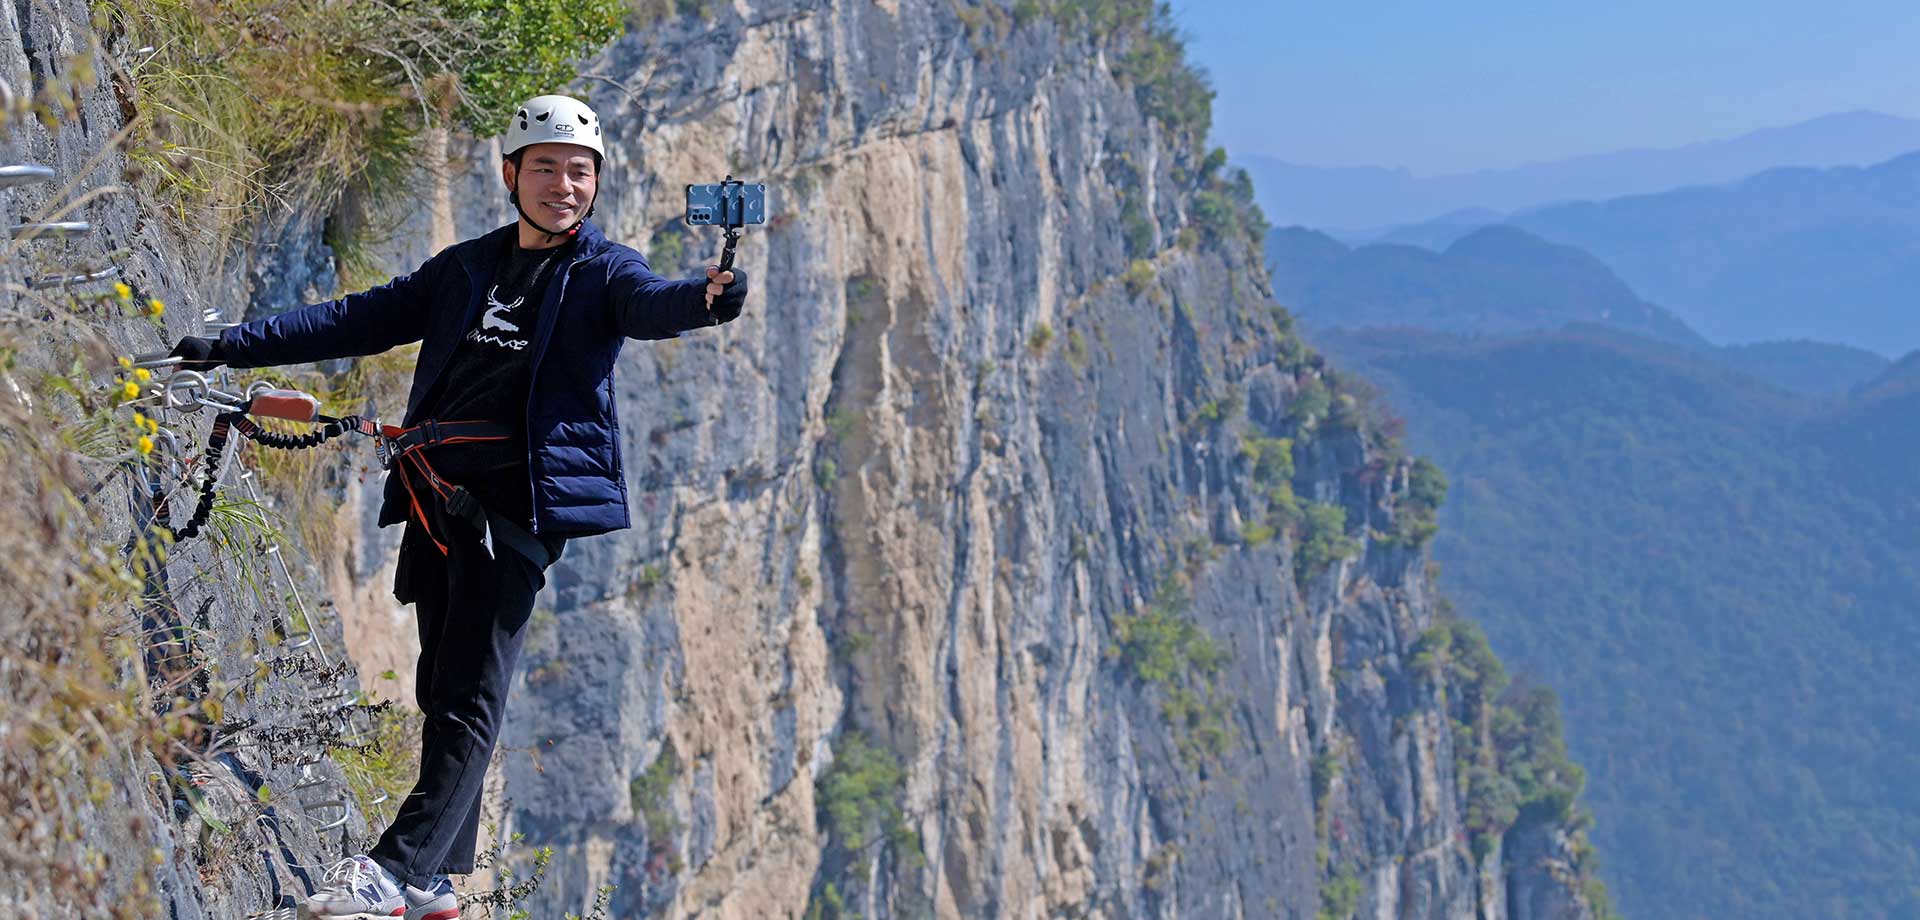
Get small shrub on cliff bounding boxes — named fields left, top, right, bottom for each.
left=1382, top=457, right=1448, bottom=547
left=1193, top=165, right=1268, bottom=250
left=1294, top=502, right=1360, bottom=588
left=1239, top=434, right=1299, bottom=513
left=816, top=731, right=923, bottom=865
left=629, top=745, right=683, bottom=868
left=650, top=227, right=687, bottom=273
left=1066, top=329, right=1091, bottom=370
left=1122, top=196, right=1156, bottom=258
left=1124, top=259, right=1158, bottom=295
left=1109, top=575, right=1235, bottom=767
left=1028, top=322, right=1055, bottom=355
left=1110, top=577, right=1224, bottom=685
left=1289, top=376, right=1333, bottom=428
left=1317, top=871, right=1362, bottom=920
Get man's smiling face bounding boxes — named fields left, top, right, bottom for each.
left=505, top=142, right=599, bottom=234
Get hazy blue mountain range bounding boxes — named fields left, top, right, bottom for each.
left=1373, top=151, right=1920, bottom=354
left=1238, top=110, right=1920, bottom=231
left=1311, top=323, right=1920, bottom=920
left=1265, top=224, right=1895, bottom=397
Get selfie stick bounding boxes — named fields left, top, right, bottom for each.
left=718, top=175, right=744, bottom=273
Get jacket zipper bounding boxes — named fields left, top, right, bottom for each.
left=523, top=250, right=586, bottom=535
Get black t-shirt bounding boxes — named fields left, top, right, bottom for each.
left=415, top=238, right=572, bottom=526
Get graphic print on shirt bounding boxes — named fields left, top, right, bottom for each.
left=467, top=285, right=531, bottom=351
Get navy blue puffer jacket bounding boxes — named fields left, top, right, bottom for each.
left=218, top=220, right=722, bottom=538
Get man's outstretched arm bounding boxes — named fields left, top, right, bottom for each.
left=608, top=254, right=749, bottom=340
left=213, top=250, right=449, bottom=369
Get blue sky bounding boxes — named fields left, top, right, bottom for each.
left=1169, top=0, right=1920, bottom=175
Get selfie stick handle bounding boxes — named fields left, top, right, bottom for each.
left=717, top=175, right=744, bottom=274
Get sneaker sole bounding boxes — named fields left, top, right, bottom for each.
left=406, top=911, right=459, bottom=920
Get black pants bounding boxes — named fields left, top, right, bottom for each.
left=369, top=507, right=565, bottom=889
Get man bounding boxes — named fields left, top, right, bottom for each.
left=168, top=94, right=748, bottom=919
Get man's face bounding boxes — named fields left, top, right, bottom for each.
left=505, top=142, right=599, bottom=228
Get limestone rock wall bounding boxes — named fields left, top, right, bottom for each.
left=0, top=0, right=1604, bottom=917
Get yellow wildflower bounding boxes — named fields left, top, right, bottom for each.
left=117, top=355, right=133, bottom=370
left=147, top=298, right=165, bottom=317
left=133, top=367, right=152, bottom=381
left=136, top=435, right=154, bottom=455
left=120, top=380, right=140, bottom=401
left=113, top=282, right=132, bottom=302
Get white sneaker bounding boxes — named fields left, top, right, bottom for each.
left=301, top=855, right=404, bottom=918
left=403, top=874, right=460, bottom=920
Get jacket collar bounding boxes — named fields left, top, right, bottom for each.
left=455, top=219, right=608, bottom=277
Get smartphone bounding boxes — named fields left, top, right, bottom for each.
left=685, top=181, right=768, bottom=227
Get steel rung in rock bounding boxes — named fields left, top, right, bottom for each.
left=307, top=801, right=351, bottom=831
left=0, top=164, right=56, bottom=187
left=8, top=220, right=91, bottom=239
left=28, top=264, right=119, bottom=289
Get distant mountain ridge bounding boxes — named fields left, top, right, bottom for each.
left=1714, top=341, right=1894, bottom=398
left=1378, top=151, right=1920, bottom=354
left=1266, top=223, right=1703, bottom=346
left=1239, top=110, right=1920, bottom=231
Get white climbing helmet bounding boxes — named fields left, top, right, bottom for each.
left=502, top=94, right=605, bottom=160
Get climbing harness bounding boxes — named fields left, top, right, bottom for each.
left=375, top=418, right=516, bottom=558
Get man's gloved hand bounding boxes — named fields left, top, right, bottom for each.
left=168, top=335, right=226, bottom=371
left=704, top=265, right=750, bottom=324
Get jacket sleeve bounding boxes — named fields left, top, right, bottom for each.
left=216, top=250, right=448, bottom=369
left=607, top=253, right=718, bottom=341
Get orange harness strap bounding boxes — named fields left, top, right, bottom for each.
left=379, top=420, right=513, bottom=557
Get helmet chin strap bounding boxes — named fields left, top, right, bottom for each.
left=508, top=172, right=597, bottom=244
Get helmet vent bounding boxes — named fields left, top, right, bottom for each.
left=535, top=109, right=551, bottom=122
left=516, top=109, right=528, bottom=130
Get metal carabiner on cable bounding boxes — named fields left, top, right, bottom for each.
left=148, top=424, right=187, bottom=486
left=163, top=370, right=245, bottom=414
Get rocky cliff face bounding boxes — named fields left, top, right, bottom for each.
left=1, top=4, right=405, bottom=919
left=2, top=1, right=1605, bottom=918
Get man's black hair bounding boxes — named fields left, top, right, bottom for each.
left=504, top=148, right=604, bottom=173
